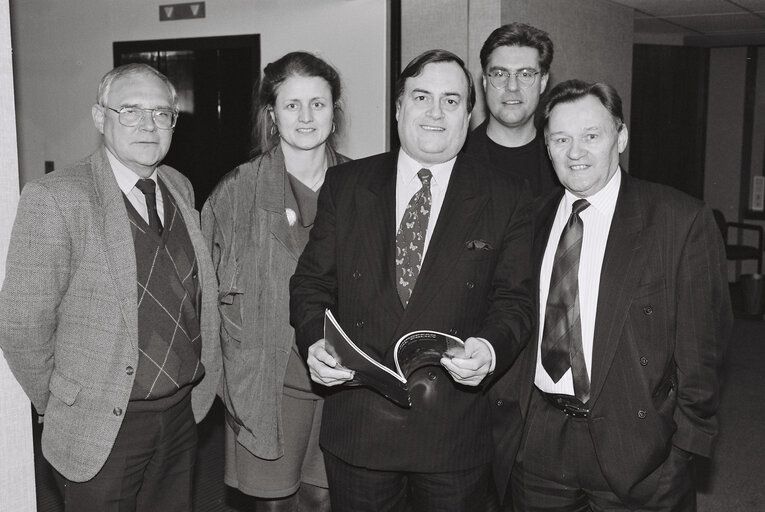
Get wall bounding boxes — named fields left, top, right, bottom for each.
left=704, top=47, right=747, bottom=219
left=11, top=0, right=388, bottom=186
left=1, top=0, right=36, bottom=508
left=400, top=0, right=633, bottom=147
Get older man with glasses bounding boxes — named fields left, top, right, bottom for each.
left=464, top=22, right=560, bottom=197
left=0, top=63, right=221, bottom=512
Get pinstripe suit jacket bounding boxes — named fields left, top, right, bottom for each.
left=0, top=147, right=221, bottom=482
left=489, top=172, right=733, bottom=507
left=290, top=151, right=534, bottom=472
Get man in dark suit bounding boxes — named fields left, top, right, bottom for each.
left=0, top=64, right=221, bottom=511
left=289, top=49, right=533, bottom=512
left=490, top=79, right=732, bottom=510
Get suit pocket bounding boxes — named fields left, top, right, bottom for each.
left=49, top=370, right=82, bottom=406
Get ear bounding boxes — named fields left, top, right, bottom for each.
left=540, top=73, right=550, bottom=94
left=617, top=123, right=629, bottom=153
left=92, top=104, right=105, bottom=134
left=395, top=100, right=401, bottom=122
left=482, top=74, right=487, bottom=92
left=268, top=108, right=276, bottom=125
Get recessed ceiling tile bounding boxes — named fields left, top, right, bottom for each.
left=614, top=0, right=743, bottom=18
left=634, top=16, right=701, bottom=35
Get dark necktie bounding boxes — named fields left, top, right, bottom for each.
left=396, top=168, right=432, bottom=307
left=135, top=178, right=163, bottom=236
left=541, top=199, right=590, bottom=402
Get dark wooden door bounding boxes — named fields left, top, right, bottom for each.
left=115, top=35, right=259, bottom=207
left=630, top=44, right=709, bottom=199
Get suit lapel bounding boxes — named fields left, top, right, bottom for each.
left=356, top=152, right=402, bottom=324
left=589, top=174, right=647, bottom=404
left=92, top=148, right=138, bottom=350
left=259, top=150, right=305, bottom=261
left=398, top=156, right=487, bottom=332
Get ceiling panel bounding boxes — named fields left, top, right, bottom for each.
left=620, top=0, right=746, bottom=17
left=610, top=0, right=765, bottom=42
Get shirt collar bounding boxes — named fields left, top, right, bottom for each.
left=563, top=166, right=621, bottom=217
left=106, top=147, right=159, bottom=196
left=396, top=148, right=457, bottom=187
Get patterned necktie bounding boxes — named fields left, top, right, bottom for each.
left=541, top=198, right=591, bottom=402
left=135, top=178, right=163, bottom=236
left=396, top=168, right=432, bottom=307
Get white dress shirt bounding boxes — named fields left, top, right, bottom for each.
left=106, top=149, right=164, bottom=227
left=535, top=169, right=622, bottom=394
left=395, top=149, right=495, bottom=370
left=395, top=149, right=454, bottom=261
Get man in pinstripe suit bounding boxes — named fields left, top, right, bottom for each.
left=290, top=50, right=534, bottom=512
left=490, top=80, right=732, bottom=511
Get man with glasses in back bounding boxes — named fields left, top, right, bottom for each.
left=0, top=63, right=221, bottom=511
left=464, top=22, right=559, bottom=196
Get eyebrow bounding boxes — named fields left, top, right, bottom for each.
left=488, top=66, right=538, bottom=72
left=119, top=103, right=172, bottom=109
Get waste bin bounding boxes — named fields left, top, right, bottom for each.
left=740, top=273, right=764, bottom=316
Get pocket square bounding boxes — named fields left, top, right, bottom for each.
left=465, top=239, right=493, bottom=251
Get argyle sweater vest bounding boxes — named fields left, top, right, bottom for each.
left=123, top=179, right=204, bottom=408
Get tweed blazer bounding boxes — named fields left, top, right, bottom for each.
left=0, top=147, right=221, bottom=482
left=201, top=146, right=347, bottom=460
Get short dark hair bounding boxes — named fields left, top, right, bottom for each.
left=395, top=49, right=475, bottom=113
left=253, top=51, right=344, bottom=154
left=480, top=22, right=554, bottom=75
left=543, top=79, right=624, bottom=130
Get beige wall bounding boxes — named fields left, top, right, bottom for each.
left=400, top=0, right=633, bottom=155
left=705, top=47, right=747, bottom=219
left=1, top=0, right=36, bottom=508
left=11, top=0, right=388, bottom=186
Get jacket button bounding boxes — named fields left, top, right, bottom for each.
left=126, top=366, right=134, bottom=375
left=466, top=281, right=475, bottom=289
left=496, top=399, right=504, bottom=407
left=640, top=357, right=648, bottom=366
left=427, top=370, right=437, bottom=381
left=355, top=320, right=364, bottom=328
left=643, top=305, right=654, bottom=315
left=352, top=270, right=362, bottom=279
left=113, top=407, right=123, bottom=417
left=637, top=410, right=647, bottom=419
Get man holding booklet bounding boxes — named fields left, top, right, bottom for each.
left=290, top=49, right=533, bottom=512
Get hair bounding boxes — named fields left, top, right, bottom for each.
left=253, top=51, right=344, bottom=154
left=479, top=22, right=554, bottom=75
left=542, top=79, right=624, bottom=131
left=97, top=63, right=178, bottom=109
left=394, top=49, right=476, bottom=113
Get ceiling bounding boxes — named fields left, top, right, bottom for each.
left=608, top=0, right=765, bottom=45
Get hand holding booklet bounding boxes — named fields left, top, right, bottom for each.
left=323, top=309, right=465, bottom=407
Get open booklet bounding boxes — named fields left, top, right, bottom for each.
left=323, top=309, right=465, bottom=407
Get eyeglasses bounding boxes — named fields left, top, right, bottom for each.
left=486, top=69, right=540, bottom=89
left=103, top=106, right=178, bottom=130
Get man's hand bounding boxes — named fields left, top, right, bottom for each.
left=307, top=338, right=355, bottom=386
left=440, top=337, right=493, bottom=386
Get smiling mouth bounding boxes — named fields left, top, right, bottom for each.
left=297, top=128, right=315, bottom=133
left=420, top=125, right=445, bottom=132
left=570, top=164, right=589, bottom=170
left=502, top=99, right=522, bottom=105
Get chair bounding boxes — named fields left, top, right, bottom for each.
left=712, top=209, right=763, bottom=276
